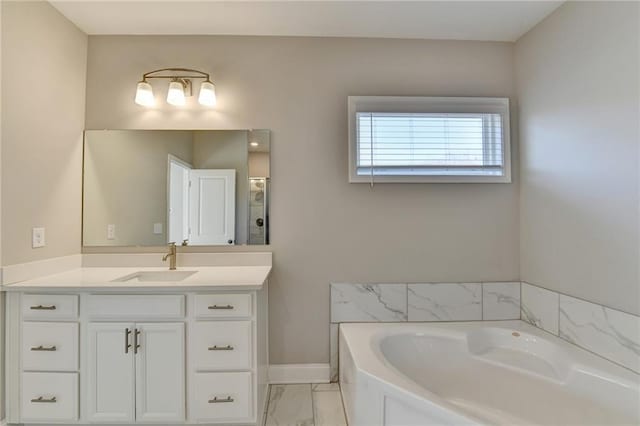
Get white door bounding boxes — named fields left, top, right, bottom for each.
left=135, top=323, right=186, bottom=423
left=168, top=156, right=192, bottom=244
left=189, top=169, right=236, bottom=245
left=86, top=323, right=135, bottom=423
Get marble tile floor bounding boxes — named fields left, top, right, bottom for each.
left=264, top=383, right=348, bottom=426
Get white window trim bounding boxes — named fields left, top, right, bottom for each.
left=348, top=96, right=512, bottom=184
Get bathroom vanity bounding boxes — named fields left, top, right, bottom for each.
left=4, top=264, right=270, bottom=426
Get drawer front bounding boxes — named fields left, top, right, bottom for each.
left=22, top=322, right=78, bottom=372
left=194, top=294, right=252, bottom=318
left=193, top=321, right=252, bottom=370
left=192, top=372, right=252, bottom=422
left=22, top=295, right=78, bottom=320
left=87, top=294, right=185, bottom=319
left=21, top=372, right=78, bottom=423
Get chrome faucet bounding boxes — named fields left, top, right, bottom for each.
left=162, top=242, right=177, bottom=270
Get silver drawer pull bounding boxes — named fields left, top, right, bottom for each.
left=30, top=345, right=57, bottom=352
left=30, top=305, right=56, bottom=310
left=208, top=304, right=234, bottom=310
left=31, top=396, right=57, bottom=403
left=208, top=345, right=234, bottom=351
left=208, top=396, right=234, bottom=403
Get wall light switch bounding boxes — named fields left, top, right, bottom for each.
left=153, top=223, right=163, bottom=235
left=107, top=224, right=116, bottom=240
left=32, top=227, right=45, bottom=248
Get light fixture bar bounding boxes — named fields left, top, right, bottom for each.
left=142, top=68, right=210, bottom=81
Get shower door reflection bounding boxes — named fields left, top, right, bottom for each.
left=248, top=178, right=269, bottom=245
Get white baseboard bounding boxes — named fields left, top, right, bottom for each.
left=269, top=363, right=330, bottom=384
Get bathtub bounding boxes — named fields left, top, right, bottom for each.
left=339, top=321, right=640, bottom=426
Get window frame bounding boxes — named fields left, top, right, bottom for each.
left=348, top=96, right=512, bottom=184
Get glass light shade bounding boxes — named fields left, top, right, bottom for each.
left=167, top=81, right=186, bottom=106
left=134, top=81, right=154, bottom=107
left=198, top=81, right=216, bottom=107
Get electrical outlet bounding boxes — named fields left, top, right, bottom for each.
left=32, top=227, right=45, bottom=248
left=107, top=224, right=116, bottom=240
left=153, top=223, right=163, bottom=234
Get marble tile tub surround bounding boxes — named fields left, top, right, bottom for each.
left=408, top=283, right=482, bottom=321
left=331, top=283, right=408, bottom=323
left=522, top=282, right=640, bottom=373
left=520, top=282, right=559, bottom=334
left=482, top=282, right=522, bottom=320
left=331, top=282, right=520, bottom=323
left=329, top=282, right=521, bottom=380
left=329, top=324, right=339, bottom=383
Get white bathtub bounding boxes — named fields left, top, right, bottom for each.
left=339, top=321, right=640, bottom=426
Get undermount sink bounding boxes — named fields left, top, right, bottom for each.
left=112, top=270, right=198, bottom=282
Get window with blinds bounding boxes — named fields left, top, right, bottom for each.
left=348, top=97, right=511, bottom=183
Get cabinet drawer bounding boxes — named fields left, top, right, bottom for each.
left=21, top=372, right=78, bottom=423
left=22, top=323, right=78, bottom=371
left=194, top=294, right=252, bottom=318
left=22, top=295, right=78, bottom=320
left=87, top=295, right=185, bottom=319
left=193, top=321, right=252, bottom=370
left=192, top=372, right=252, bottom=422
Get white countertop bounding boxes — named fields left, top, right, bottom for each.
left=2, top=265, right=271, bottom=291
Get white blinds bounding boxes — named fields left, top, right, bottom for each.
left=356, top=112, right=505, bottom=177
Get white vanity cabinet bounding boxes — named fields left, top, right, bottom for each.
left=86, top=322, right=185, bottom=423
left=5, top=284, right=269, bottom=426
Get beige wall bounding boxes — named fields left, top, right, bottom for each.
left=85, top=35, right=519, bottom=363
left=516, top=1, right=639, bottom=315
left=1, top=2, right=86, bottom=417
left=1, top=1, right=87, bottom=265
left=83, top=130, right=193, bottom=246
left=193, top=130, right=249, bottom=244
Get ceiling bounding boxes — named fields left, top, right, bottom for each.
left=49, top=1, right=563, bottom=42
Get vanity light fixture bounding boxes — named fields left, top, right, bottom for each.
left=250, top=141, right=259, bottom=147
left=198, top=80, right=217, bottom=107
left=166, top=79, right=188, bottom=106
left=134, top=68, right=216, bottom=107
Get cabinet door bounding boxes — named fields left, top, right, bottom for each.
left=86, top=322, right=135, bottom=423
left=135, top=323, right=185, bottom=423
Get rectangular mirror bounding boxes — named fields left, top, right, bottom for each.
left=83, top=129, right=270, bottom=246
